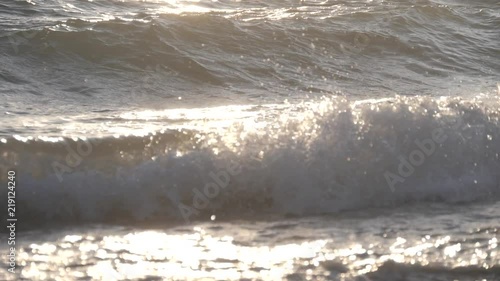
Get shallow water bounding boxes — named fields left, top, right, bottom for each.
left=1, top=202, right=499, bottom=280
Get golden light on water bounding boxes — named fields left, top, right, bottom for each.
left=157, top=0, right=230, bottom=15
left=11, top=225, right=497, bottom=280
left=17, top=229, right=328, bottom=280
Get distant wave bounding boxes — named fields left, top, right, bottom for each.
left=1, top=95, right=499, bottom=225
left=1, top=0, right=499, bottom=99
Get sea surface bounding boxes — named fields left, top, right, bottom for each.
left=0, top=0, right=499, bottom=280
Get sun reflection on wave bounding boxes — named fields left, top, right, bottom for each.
left=11, top=225, right=498, bottom=281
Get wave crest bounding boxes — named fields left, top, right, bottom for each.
left=1, top=95, right=499, bottom=225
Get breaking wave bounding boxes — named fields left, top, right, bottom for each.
left=1, top=95, right=499, bottom=225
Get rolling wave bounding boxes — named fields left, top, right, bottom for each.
left=1, top=95, right=499, bottom=225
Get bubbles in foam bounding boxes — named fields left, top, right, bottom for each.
left=2, top=95, right=500, bottom=224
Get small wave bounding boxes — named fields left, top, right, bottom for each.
left=1, top=0, right=498, bottom=98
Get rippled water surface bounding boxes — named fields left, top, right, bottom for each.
left=0, top=0, right=499, bottom=280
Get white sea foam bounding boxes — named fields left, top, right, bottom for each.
left=1, top=95, right=499, bottom=224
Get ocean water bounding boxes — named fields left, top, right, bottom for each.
left=0, top=0, right=499, bottom=280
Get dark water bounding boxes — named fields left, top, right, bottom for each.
left=1, top=0, right=499, bottom=117
left=0, top=0, right=499, bottom=280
